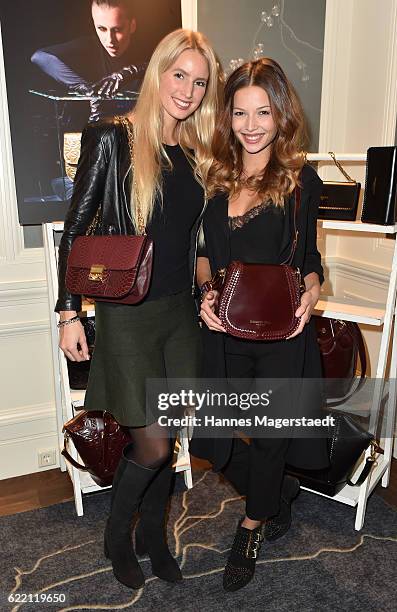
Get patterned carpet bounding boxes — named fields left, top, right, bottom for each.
left=2, top=470, right=397, bottom=612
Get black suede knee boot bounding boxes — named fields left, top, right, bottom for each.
left=104, top=443, right=157, bottom=589
left=135, top=460, right=182, bottom=582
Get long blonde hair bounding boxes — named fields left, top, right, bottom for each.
left=130, top=29, right=221, bottom=231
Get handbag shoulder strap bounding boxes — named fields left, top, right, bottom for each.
left=282, top=184, right=301, bottom=266
left=329, top=151, right=357, bottom=184
left=346, top=440, right=383, bottom=486
left=116, top=116, right=146, bottom=236
left=62, top=433, right=89, bottom=471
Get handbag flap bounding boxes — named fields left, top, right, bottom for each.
left=219, top=262, right=301, bottom=340
left=68, top=235, right=146, bottom=271
left=320, top=182, right=361, bottom=210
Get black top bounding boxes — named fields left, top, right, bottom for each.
left=32, top=36, right=146, bottom=87
left=229, top=202, right=285, bottom=264
left=31, top=36, right=146, bottom=120
left=145, top=144, right=204, bottom=300
left=198, top=164, right=324, bottom=283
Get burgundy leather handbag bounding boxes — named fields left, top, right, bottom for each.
left=314, top=317, right=367, bottom=404
left=66, top=234, right=153, bottom=304
left=62, top=410, right=130, bottom=487
left=65, top=116, right=153, bottom=305
left=207, top=187, right=304, bottom=340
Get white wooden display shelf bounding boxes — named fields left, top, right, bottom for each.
left=70, top=389, right=85, bottom=407
left=319, top=219, right=397, bottom=234
left=43, top=221, right=193, bottom=516
left=310, top=194, right=397, bottom=528
left=301, top=454, right=389, bottom=507
left=314, top=296, right=385, bottom=325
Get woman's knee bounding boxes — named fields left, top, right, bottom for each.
left=145, top=440, right=173, bottom=468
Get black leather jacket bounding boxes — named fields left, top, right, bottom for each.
left=55, top=117, right=206, bottom=312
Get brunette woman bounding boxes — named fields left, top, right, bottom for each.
left=193, top=58, right=328, bottom=591
left=55, top=29, right=221, bottom=589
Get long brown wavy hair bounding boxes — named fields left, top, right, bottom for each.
left=207, top=58, right=307, bottom=205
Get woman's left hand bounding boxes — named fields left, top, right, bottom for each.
left=287, top=275, right=320, bottom=339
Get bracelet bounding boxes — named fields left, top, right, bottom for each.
left=200, top=281, right=213, bottom=303
left=57, top=316, right=80, bottom=328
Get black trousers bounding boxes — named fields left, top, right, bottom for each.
left=224, top=338, right=299, bottom=520
left=221, top=435, right=289, bottom=520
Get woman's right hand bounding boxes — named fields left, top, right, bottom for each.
left=200, top=290, right=226, bottom=333
left=58, top=312, right=90, bottom=362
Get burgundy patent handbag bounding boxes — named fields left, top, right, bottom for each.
left=62, top=410, right=130, bottom=487
left=209, top=187, right=304, bottom=340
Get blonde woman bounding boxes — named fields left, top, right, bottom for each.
left=55, top=29, right=221, bottom=589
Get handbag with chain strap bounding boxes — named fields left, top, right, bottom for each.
left=66, top=117, right=153, bottom=304
left=318, top=151, right=361, bottom=221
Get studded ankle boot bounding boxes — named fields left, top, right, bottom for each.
left=223, top=518, right=264, bottom=592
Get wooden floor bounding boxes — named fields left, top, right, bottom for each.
left=1, top=458, right=396, bottom=517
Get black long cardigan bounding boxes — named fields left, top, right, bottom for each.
left=190, top=164, right=330, bottom=471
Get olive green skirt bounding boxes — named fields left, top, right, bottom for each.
left=84, top=290, right=202, bottom=426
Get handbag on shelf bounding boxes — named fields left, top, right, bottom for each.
left=62, top=410, right=131, bottom=487
left=314, top=317, right=367, bottom=405
left=65, top=116, right=153, bottom=305
left=286, top=411, right=382, bottom=496
left=318, top=151, right=361, bottom=221
left=205, top=187, right=305, bottom=341
left=361, top=146, right=397, bottom=225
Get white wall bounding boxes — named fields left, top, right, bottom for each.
left=0, top=26, right=59, bottom=478
left=0, top=0, right=396, bottom=479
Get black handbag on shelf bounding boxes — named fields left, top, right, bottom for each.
left=318, top=152, right=361, bottom=221
left=286, top=411, right=382, bottom=497
left=361, top=146, right=397, bottom=225
left=66, top=317, right=95, bottom=390
left=286, top=319, right=380, bottom=496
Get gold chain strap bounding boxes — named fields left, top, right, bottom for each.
left=328, top=151, right=356, bottom=183
left=86, top=206, right=102, bottom=236
left=117, top=116, right=146, bottom=236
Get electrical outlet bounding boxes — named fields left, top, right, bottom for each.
left=38, top=448, right=57, bottom=468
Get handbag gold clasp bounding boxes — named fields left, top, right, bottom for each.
left=88, top=264, right=106, bottom=282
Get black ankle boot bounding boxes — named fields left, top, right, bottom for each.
left=104, top=444, right=157, bottom=589
left=263, top=475, right=300, bottom=541
left=223, top=519, right=264, bottom=592
left=135, top=461, right=182, bottom=583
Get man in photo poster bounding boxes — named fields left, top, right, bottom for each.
left=31, top=0, right=146, bottom=122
